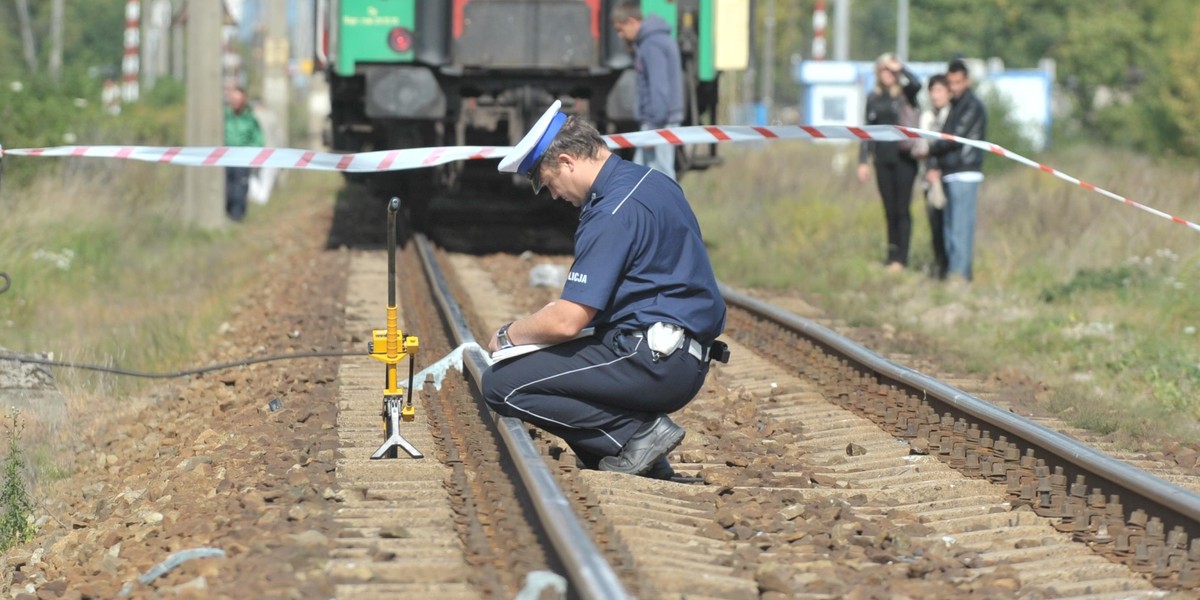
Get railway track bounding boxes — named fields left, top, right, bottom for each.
left=324, top=231, right=1200, bottom=598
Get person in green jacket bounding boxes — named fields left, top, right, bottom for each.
left=224, top=86, right=264, bottom=221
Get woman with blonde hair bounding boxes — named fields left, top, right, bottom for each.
left=856, top=53, right=922, bottom=272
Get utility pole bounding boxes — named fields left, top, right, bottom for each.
left=172, top=1, right=185, bottom=81
left=812, top=0, right=827, bottom=60
left=122, top=1, right=141, bottom=102
left=293, top=0, right=314, bottom=74
left=761, top=0, right=775, bottom=120
left=143, top=0, right=173, bottom=91
left=49, top=0, right=64, bottom=83
left=183, top=0, right=226, bottom=228
left=832, top=0, right=849, bottom=61
left=264, top=0, right=290, bottom=146
left=741, top=0, right=756, bottom=123
left=14, top=0, right=38, bottom=74
left=897, top=0, right=909, bottom=61
left=297, top=0, right=326, bottom=149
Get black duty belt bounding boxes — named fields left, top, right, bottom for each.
left=624, top=329, right=730, bottom=363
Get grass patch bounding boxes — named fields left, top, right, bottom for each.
left=684, top=141, right=1200, bottom=444
left=2, top=164, right=340, bottom=388
left=1039, top=266, right=1145, bottom=302
left=1, top=163, right=342, bottom=482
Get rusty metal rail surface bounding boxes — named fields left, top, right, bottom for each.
left=413, top=233, right=629, bottom=600
left=721, top=283, right=1200, bottom=544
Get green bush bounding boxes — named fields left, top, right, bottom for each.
left=978, top=87, right=1038, bottom=176
left=0, top=79, right=184, bottom=190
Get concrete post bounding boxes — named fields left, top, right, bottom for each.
left=264, top=0, right=290, bottom=147
left=182, top=0, right=226, bottom=228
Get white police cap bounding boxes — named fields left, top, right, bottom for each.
left=497, top=100, right=568, bottom=178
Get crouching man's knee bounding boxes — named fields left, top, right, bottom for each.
left=480, top=367, right=511, bottom=415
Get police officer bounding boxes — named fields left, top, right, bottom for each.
left=482, top=101, right=727, bottom=479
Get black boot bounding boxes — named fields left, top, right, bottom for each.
left=598, top=414, right=684, bottom=476
left=643, top=456, right=676, bottom=481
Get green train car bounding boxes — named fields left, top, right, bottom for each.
left=316, top=0, right=728, bottom=199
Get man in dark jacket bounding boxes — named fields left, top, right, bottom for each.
left=487, top=101, right=727, bottom=480
left=925, top=59, right=987, bottom=283
left=612, top=1, right=684, bottom=180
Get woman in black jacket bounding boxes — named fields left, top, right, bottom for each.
left=857, top=53, right=922, bottom=272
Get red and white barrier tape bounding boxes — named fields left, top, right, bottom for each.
left=0, top=143, right=509, bottom=172
left=609, top=124, right=1200, bottom=234
left=2, top=123, right=1197, bottom=233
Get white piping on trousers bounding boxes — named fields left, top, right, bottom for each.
left=501, top=337, right=644, bottom=451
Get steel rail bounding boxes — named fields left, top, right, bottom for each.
left=414, top=233, right=630, bottom=600
left=721, top=283, right=1200, bottom=537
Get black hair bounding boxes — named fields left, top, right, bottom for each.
left=948, top=59, right=969, bottom=78
left=928, top=74, right=949, bottom=89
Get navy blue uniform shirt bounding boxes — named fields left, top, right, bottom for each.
left=561, top=155, right=726, bottom=343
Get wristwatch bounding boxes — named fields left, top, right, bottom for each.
left=497, top=322, right=514, bottom=350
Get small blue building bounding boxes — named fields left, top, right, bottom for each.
left=795, top=58, right=1054, bottom=150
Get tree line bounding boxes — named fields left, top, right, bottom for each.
left=757, top=0, right=1199, bottom=157
left=0, top=0, right=123, bottom=86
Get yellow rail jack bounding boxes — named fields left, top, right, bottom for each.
left=369, top=198, right=422, bottom=460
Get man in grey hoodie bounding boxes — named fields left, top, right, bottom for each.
left=612, top=1, right=685, bottom=180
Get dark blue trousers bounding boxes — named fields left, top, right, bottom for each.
left=226, top=167, right=251, bottom=222
left=482, top=328, right=709, bottom=465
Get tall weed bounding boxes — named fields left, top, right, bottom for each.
left=0, top=413, right=36, bottom=552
